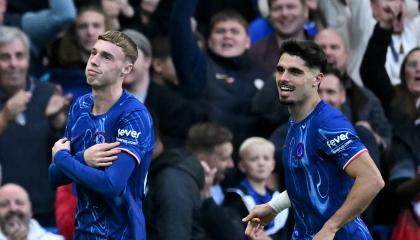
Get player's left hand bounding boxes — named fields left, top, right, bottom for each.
left=313, top=226, right=336, bottom=240
left=84, top=142, right=121, bottom=168
left=52, top=138, right=71, bottom=159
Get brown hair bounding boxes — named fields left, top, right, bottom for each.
left=186, top=122, right=233, bottom=154
left=98, top=30, right=138, bottom=64
left=50, top=5, right=111, bottom=67
left=391, top=47, right=420, bottom=120
left=268, top=0, right=306, bottom=8
left=209, top=10, right=249, bottom=34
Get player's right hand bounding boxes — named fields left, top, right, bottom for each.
left=52, top=138, right=71, bottom=159
left=84, top=142, right=121, bottom=168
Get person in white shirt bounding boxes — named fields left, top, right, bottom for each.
left=0, top=183, right=63, bottom=240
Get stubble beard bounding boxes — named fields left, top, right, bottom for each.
left=279, top=96, right=294, bottom=106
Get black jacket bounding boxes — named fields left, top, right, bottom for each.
left=144, top=148, right=245, bottom=240
left=144, top=149, right=206, bottom=240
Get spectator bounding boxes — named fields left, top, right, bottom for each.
left=360, top=5, right=420, bottom=115
left=118, top=0, right=165, bottom=38
left=48, top=5, right=110, bottom=69
left=122, top=29, right=208, bottom=148
left=170, top=0, right=272, bottom=153
left=0, top=0, right=5, bottom=23
left=101, top=0, right=134, bottom=30
left=320, top=0, right=420, bottom=85
left=370, top=0, right=420, bottom=85
left=140, top=0, right=160, bottom=25
left=144, top=122, right=242, bottom=240
left=47, top=5, right=110, bottom=99
left=0, top=183, right=64, bottom=240
left=249, top=0, right=326, bottom=45
left=361, top=31, right=420, bottom=225
left=150, top=36, right=179, bottom=88
left=1, top=0, right=76, bottom=76
left=193, top=0, right=259, bottom=38
left=0, top=26, right=70, bottom=227
left=224, top=137, right=290, bottom=240
left=317, top=0, right=375, bottom=86
left=248, top=0, right=311, bottom=75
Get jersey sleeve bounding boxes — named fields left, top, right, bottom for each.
left=114, top=109, right=154, bottom=166
left=316, top=115, right=367, bottom=170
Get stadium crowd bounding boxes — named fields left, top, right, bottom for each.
left=0, top=0, right=419, bottom=239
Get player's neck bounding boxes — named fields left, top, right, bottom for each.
left=290, top=96, right=321, bottom=123
left=92, top=87, right=123, bottom=115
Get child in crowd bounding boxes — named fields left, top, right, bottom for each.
left=224, top=137, right=289, bottom=240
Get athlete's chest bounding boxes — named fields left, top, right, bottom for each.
left=68, top=111, right=120, bottom=149
left=283, top=123, right=320, bottom=168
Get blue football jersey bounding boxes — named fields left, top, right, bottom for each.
left=282, top=101, right=371, bottom=240
left=65, top=90, right=154, bottom=240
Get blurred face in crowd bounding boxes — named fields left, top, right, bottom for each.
left=0, top=38, right=29, bottom=94
left=208, top=20, right=250, bottom=58
left=0, top=0, right=6, bottom=23
left=141, top=0, right=160, bottom=15
left=0, top=184, right=32, bottom=237
left=318, top=73, right=346, bottom=109
left=102, top=0, right=120, bottom=18
left=314, top=29, right=348, bottom=73
left=404, top=50, right=420, bottom=97
left=239, top=143, right=275, bottom=183
left=152, top=56, right=178, bottom=86
left=76, top=10, right=106, bottom=52
left=124, top=48, right=151, bottom=86
left=201, top=142, right=234, bottom=184
left=276, top=53, right=321, bottom=106
left=269, top=0, right=308, bottom=38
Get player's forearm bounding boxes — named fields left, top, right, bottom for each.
left=323, top=174, right=384, bottom=232
left=48, top=160, right=73, bottom=187
left=54, top=150, right=134, bottom=197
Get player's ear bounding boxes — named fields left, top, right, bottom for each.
left=314, top=72, right=323, bottom=86
left=121, top=63, right=133, bottom=76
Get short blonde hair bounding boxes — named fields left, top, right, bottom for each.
left=98, top=30, right=138, bottom=64
left=239, top=137, right=275, bottom=160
